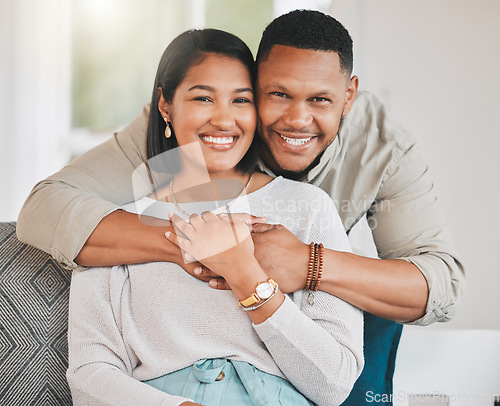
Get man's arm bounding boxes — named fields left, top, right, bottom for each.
left=240, top=226, right=428, bottom=323
left=16, top=106, right=176, bottom=269
left=207, top=144, right=465, bottom=325
left=74, top=210, right=176, bottom=266
left=362, top=141, right=465, bottom=325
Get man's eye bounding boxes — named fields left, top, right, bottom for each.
left=311, top=97, right=331, bottom=102
left=270, top=92, right=287, bottom=98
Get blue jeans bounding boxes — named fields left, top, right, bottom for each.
left=145, top=358, right=314, bottom=406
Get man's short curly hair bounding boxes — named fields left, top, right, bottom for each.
left=256, top=9, right=353, bottom=75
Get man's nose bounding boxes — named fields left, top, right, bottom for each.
left=282, top=102, right=313, bottom=129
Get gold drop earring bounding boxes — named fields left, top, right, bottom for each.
left=164, top=117, right=172, bottom=138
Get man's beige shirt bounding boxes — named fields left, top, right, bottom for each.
left=17, top=91, right=465, bottom=326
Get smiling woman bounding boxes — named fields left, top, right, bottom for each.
left=157, top=54, right=256, bottom=178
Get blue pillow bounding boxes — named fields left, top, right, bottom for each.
left=341, top=312, right=403, bottom=405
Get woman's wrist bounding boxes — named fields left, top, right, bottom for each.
left=224, top=257, right=269, bottom=298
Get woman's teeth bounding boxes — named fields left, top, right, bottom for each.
left=279, top=134, right=312, bottom=146
left=201, top=136, right=235, bottom=144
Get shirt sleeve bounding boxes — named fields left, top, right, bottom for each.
left=67, top=266, right=193, bottom=406
left=16, top=105, right=150, bottom=270
left=253, top=191, right=364, bottom=406
left=369, top=141, right=466, bottom=325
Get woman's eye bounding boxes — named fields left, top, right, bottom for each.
left=194, top=96, right=211, bottom=102
left=234, top=97, right=252, bottom=104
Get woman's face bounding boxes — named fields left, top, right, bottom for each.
left=163, top=53, right=256, bottom=177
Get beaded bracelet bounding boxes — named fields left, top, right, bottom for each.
left=305, top=242, right=315, bottom=290
left=311, top=243, right=324, bottom=291
left=306, top=242, right=324, bottom=304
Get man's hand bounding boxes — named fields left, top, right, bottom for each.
left=200, top=223, right=310, bottom=293
left=251, top=223, right=310, bottom=293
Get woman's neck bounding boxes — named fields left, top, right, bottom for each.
left=169, top=169, right=251, bottom=204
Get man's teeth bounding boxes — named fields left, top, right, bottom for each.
left=279, top=134, right=312, bottom=146
left=201, top=136, right=235, bottom=144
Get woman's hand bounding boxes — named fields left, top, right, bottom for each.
left=204, top=223, right=310, bottom=293
left=167, top=212, right=254, bottom=280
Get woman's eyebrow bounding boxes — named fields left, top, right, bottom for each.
left=188, top=85, right=253, bottom=94
left=188, top=84, right=214, bottom=92
left=235, top=87, right=253, bottom=93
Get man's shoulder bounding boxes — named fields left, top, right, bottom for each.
left=343, top=90, right=416, bottom=154
left=113, top=104, right=150, bottom=162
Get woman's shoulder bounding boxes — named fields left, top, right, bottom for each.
left=247, top=171, right=274, bottom=193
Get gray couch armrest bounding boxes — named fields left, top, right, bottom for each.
left=0, top=222, right=71, bottom=404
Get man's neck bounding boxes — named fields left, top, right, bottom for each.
left=260, top=147, right=317, bottom=182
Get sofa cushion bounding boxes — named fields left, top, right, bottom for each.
left=0, top=222, right=71, bottom=405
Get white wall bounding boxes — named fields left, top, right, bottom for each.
left=332, top=0, right=500, bottom=330
left=393, top=328, right=500, bottom=406
left=0, top=0, right=72, bottom=222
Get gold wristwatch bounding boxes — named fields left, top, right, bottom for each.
left=238, top=278, right=278, bottom=308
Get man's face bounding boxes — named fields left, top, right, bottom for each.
left=256, top=45, right=358, bottom=178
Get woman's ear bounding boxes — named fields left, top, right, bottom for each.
left=158, top=87, right=170, bottom=120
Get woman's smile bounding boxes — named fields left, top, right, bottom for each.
left=199, top=132, right=239, bottom=150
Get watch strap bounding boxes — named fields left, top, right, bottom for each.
left=238, top=278, right=277, bottom=309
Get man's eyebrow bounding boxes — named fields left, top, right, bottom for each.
left=313, top=90, right=334, bottom=96
left=262, top=82, right=288, bottom=92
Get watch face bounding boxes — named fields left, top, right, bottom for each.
left=256, top=282, right=273, bottom=299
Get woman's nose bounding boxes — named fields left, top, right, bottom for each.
left=210, top=105, right=236, bottom=130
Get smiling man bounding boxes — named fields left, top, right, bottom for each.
left=17, top=9, right=464, bottom=406
left=257, top=45, right=357, bottom=179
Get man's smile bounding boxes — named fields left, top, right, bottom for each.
left=273, top=130, right=317, bottom=150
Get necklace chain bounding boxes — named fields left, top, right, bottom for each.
left=169, top=174, right=253, bottom=216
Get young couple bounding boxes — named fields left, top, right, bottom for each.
left=18, top=9, right=464, bottom=406
left=66, top=21, right=363, bottom=406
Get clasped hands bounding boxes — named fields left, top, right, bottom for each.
left=165, top=212, right=309, bottom=293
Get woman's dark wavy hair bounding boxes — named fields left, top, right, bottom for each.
left=147, top=29, right=260, bottom=175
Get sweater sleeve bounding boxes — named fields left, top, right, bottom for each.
left=67, top=266, right=193, bottom=406
left=253, top=189, right=364, bottom=406
left=16, top=105, right=150, bottom=270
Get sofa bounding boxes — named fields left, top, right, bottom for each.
left=0, top=221, right=404, bottom=405
left=0, top=222, right=72, bottom=405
